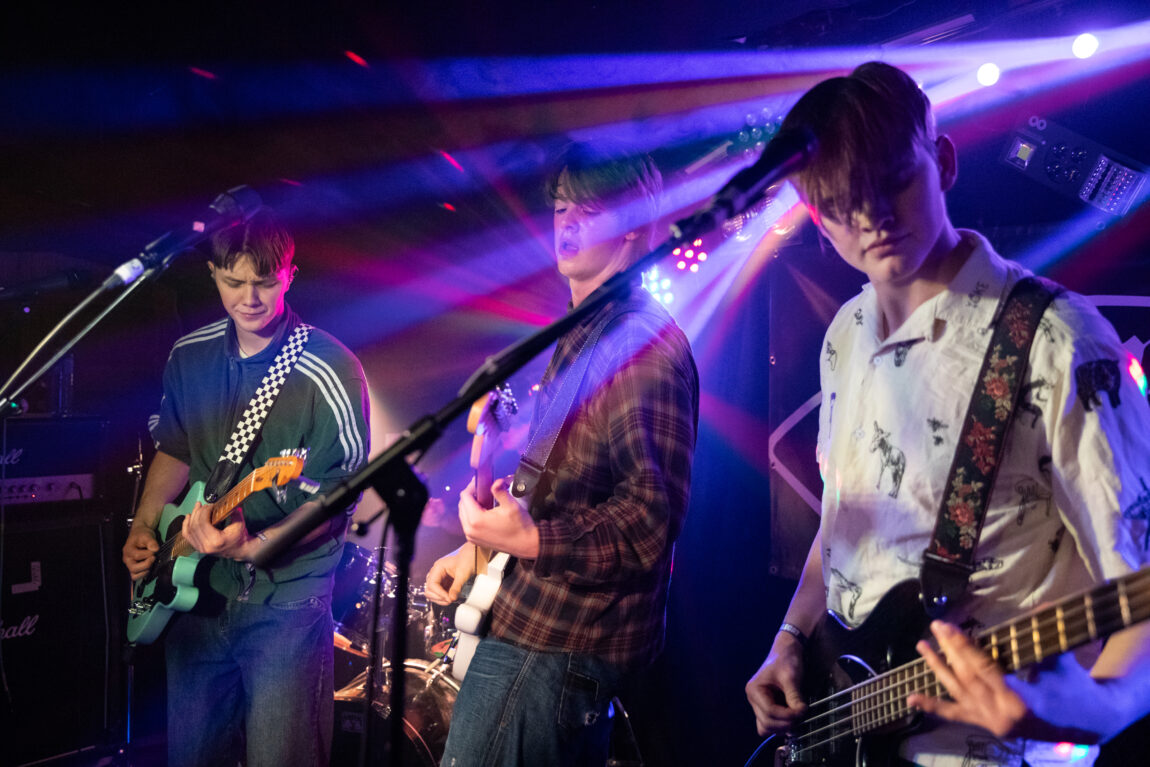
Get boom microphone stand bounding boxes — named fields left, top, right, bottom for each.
left=253, top=127, right=817, bottom=766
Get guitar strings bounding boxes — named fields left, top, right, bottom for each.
left=140, top=474, right=257, bottom=580
left=787, top=570, right=1150, bottom=758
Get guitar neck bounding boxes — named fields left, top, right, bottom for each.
left=826, top=569, right=1150, bottom=741
left=979, top=569, right=1150, bottom=673
left=168, top=475, right=256, bottom=559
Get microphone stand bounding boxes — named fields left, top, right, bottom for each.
left=254, top=204, right=719, bottom=766
left=0, top=185, right=263, bottom=415
left=253, top=128, right=816, bottom=765
left=0, top=269, right=160, bottom=415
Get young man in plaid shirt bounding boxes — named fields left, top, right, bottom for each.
left=426, top=141, right=699, bottom=765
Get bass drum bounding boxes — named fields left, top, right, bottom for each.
left=332, top=658, right=458, bottom=767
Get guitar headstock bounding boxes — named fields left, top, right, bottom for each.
left=467, top=383, right=518, bottom=472
left=250, top=455, right=305, bottom=491
left=468, top=384, right=518, bottom=437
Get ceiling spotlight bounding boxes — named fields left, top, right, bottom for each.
left=1072, top=33, right=1100, bottom=59
left=977, top=63, right=1001, bottom=87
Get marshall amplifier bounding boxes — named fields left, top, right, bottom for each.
left=0, top=416, right=106, bottom=506
left=1, top=416, right=118, bottom=766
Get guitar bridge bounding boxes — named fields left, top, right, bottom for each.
left=128, top=597, right=156, bottom=616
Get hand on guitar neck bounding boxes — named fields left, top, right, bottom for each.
left=459, top=476, right=539, bottom=561
left=425, top=383, right=524, bottom=607
left=909, top=617, right=1150, bottom=745
left=463, top=382, right=526, bottom=573
left=182, top=501, right=257, bottom=561
left=423, top=478, right=539, bottom=607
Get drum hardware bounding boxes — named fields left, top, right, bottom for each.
left=332, top=542, right=459, bottom=662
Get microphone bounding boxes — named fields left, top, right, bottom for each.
left=671, top=127, right=817, bottom=241
left=105, top=185, right=263, bottom=288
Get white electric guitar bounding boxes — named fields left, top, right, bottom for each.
left=451, top=383, right=517, bottom=681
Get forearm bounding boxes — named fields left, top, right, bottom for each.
left=1090, top=621, right=1150, bottom=738
left=779, top=531, right=826, bottom=638
left=239, top=499, right=347, bottom=563
left=132, top=451, right=190, bottom=532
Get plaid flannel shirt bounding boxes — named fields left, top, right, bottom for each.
left=490, top=288, right=699, bottom=671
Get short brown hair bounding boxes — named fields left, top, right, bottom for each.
left=546, top=140, right=663, bottom=248
left=781, top=61, right=936, bottom=223
left=209, top=207, right=294, bottom=275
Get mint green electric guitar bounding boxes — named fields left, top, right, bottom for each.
left=126, top=456, right=307, bottom=645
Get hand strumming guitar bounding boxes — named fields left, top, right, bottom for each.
left=123, top=526, right=160, bottom=582
left=425, top=542, right=479, bottom=606
left=745, top=629, right=809, bottom=737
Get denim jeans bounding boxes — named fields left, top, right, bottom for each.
left=440, top=636, right=624, bottom=767
left=165, top=595, right=334, bottom=767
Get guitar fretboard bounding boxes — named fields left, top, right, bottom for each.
left=789, top=567, right=1150, bottom=762
left=165, top=473, right=262, bottom=561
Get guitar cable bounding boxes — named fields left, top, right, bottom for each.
left=743, top=734, right=778, bottom=767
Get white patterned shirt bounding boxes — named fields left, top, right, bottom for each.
left=816, top=231, right=1150, bottom=767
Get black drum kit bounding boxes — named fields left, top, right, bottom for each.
left=327, top=542, right=645, bottom=767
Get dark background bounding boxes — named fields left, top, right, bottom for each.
left=2, top=2, right=1149, bottom=765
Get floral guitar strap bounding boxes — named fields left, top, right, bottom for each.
left=921, top=276, right=1062, bottom=619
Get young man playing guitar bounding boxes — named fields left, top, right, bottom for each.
left=425, top=141, right=699, bottom=765
left=745, top=62, right=1150, bottom=766
left=121, top=209, right=370, bottom=767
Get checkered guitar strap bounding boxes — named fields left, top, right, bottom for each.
left=203, top=322, right=312, bottom=503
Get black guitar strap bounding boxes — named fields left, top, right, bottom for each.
left=511, top=290, right=658, bottom=507
left=920, top=276, right=1061, bottom=618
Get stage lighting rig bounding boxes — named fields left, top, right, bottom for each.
left=1002, top=114, right=1147, bottom=216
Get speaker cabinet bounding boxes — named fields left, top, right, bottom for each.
left=1, top=502, right=119, bottom=766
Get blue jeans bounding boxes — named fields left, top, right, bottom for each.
left=165, top=596, right=334, bottom=767
left=441, top=636, right=623, bottom=767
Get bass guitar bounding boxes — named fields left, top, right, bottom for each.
left=126, top=455, right=310, bottom=645
left=451, top=383, right=517, bottom=681
left=759, top=567, right=1150, bottom=766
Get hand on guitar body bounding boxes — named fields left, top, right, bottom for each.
left=123, top=526, right=161, bottom=582
left=122, top=449, right=189, bottom=582
left=745, top=629, right=809, bottom=738
left=425, top=541, right=479, bottom=606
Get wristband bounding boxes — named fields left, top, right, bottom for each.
left=257, top=531, right=269, bottom=543
left=778, top=622, right=808, bottom=647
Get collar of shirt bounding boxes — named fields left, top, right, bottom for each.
left=858, top=230, right=1023, bottom=357
left=225, top=304, right=298, bottom=362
